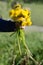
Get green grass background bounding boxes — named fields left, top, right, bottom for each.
left=0, top=32, right=43, bottom=65
left=0, top=1, right=43, bottom=65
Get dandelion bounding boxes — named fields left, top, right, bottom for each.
left=9, top=9, right=15, bottom=18
left=9, top=3, right=32, bottom=65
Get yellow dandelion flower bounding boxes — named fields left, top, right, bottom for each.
left=9, top=9, right=15, bottom=18
left=13, top=3, right=21, bottom=9
left=14, top=9, right=21, bottom=17
left=22, top=20, right=32, bottom=26
left=21, top=17, right=32, bottom=26
left=9, top=3, right=32, bottom=26
left=21, top=9, right=31, bottom=18
left=25, top=9, right=31, bottom=16
left=9, top=9, right=21, bottom=21
left=22, top=21, right=26, bottom=26
left=17, top=17, right=25, bottom=22
left=26, top=18, right=32, bottom=25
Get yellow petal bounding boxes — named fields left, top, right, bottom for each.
left=9, top=9, right=15, bottom=17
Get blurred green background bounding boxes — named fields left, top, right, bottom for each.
left=0, top=0, right=43, bottom=65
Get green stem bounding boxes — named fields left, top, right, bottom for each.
left=17, top=30, right=22, bottom=55
left=10, top=32, right=15, bottom=37
left=20, top=29, right=32, bottom=55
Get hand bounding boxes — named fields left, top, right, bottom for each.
left=20, top=26, right=25, bottom=29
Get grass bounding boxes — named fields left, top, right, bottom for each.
left=25, top=32, right=43, bottom=51
left=25, top=32, right=43, bottom=64
left=0, top=32, right=43, bottom=65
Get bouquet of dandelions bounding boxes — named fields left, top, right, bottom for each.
left=9, top=3, right=34, bottom=65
